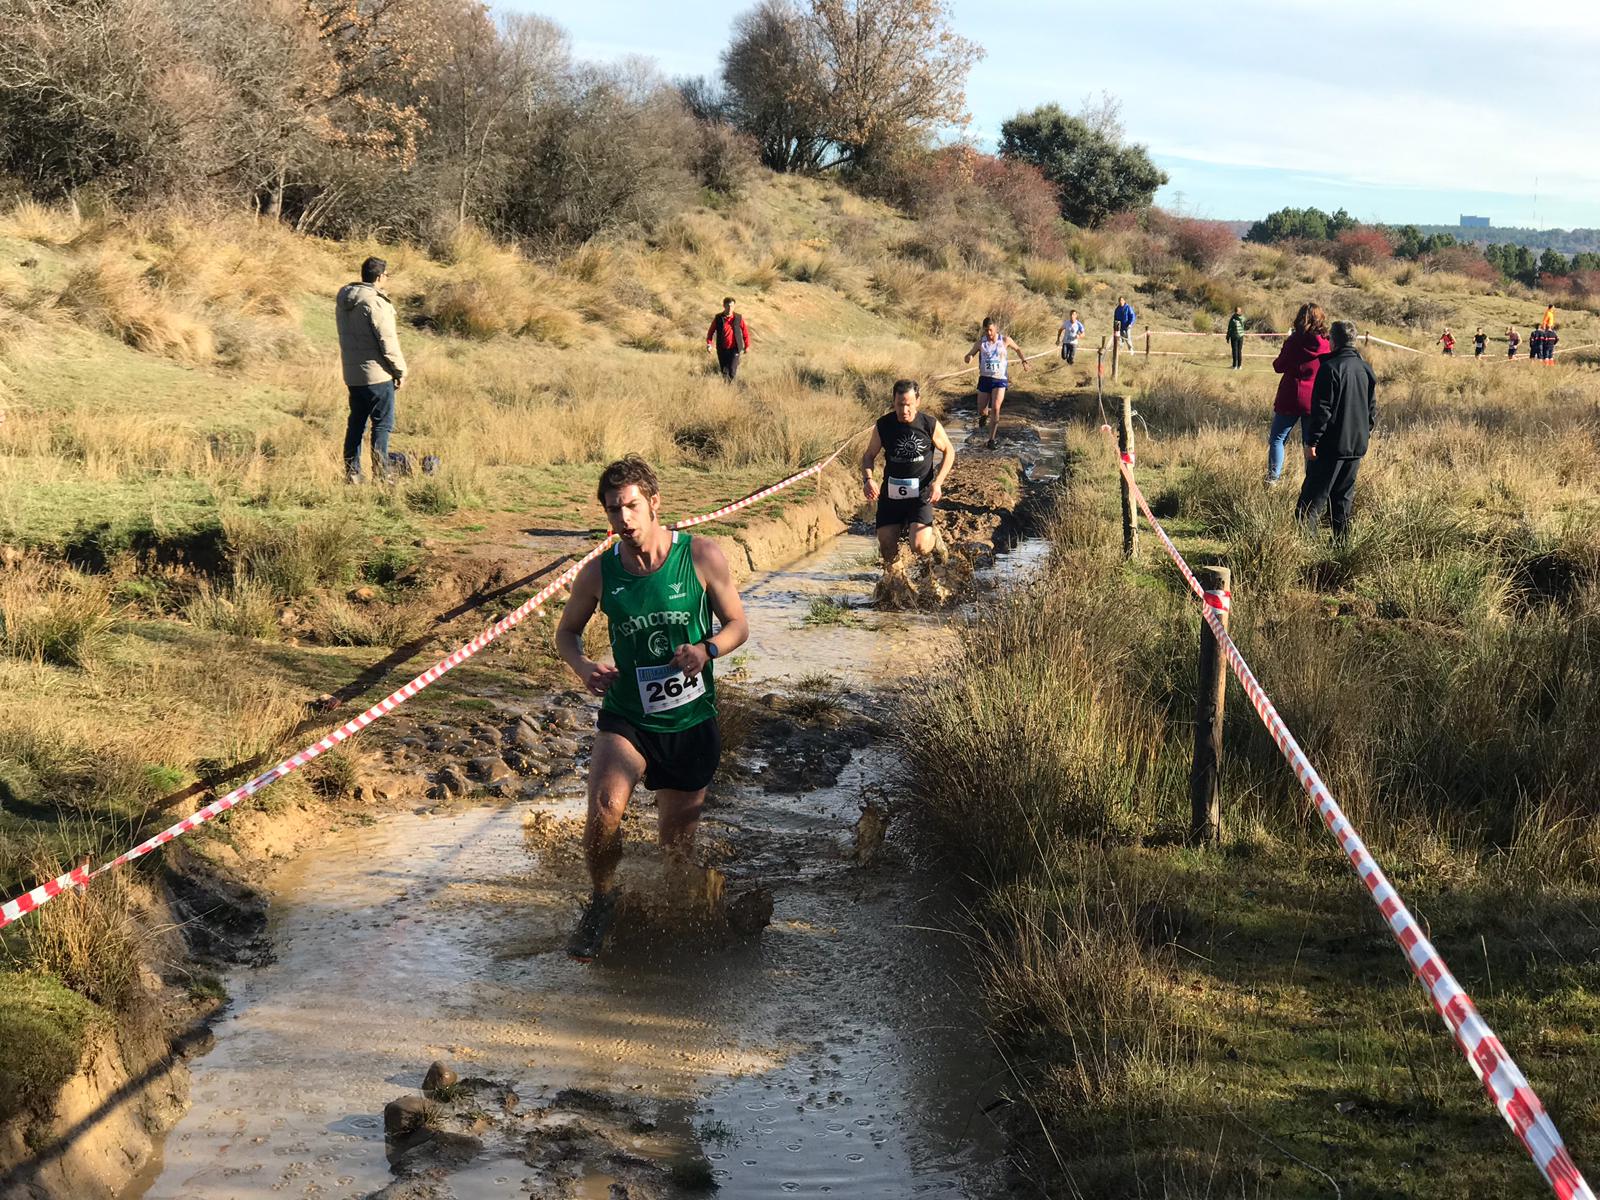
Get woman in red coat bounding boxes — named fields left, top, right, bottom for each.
left=1266, top=302, right=1331, bottom=485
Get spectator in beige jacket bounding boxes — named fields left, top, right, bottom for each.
left=335, top=257, right=407, bottom=482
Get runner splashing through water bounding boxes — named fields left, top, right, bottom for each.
left=963, top=318, right=1029, bottom=449
left=555, top=455, right=750, bottom=962
left=861, top=380, right=955, bottom=577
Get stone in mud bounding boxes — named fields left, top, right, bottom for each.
left=422, top=1060, right=459, bottom=1097
left=438, top=764, right=469, bottom=796
left=472, top=724, right=502, bottom=747
left=392, top=1130, right=482, bottom=1173
left=549, top=735, right=581, bottom=760
left=467, top=755, right=513, bottom=784
left=728, top=887, right=774, bottom=935
left=514, top=719, right=543, bottom=752
left=351, top=585, right=378, bottom=602
left=383, top=1095, right=432, bottom=1137
left=853, top=800, right=891, bottom=864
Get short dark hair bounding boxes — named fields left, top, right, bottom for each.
left=1331, top=320, right=1357, bottom=348
left=892, top=379, right=919, bottom=399
left=361, top=256, right=388, bottom=284
left=597, top=454, right=660, bottom=504
left=722, top=296, right=735, bottom=307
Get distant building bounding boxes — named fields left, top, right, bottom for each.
left=1460, top=215, right=1492, bottom=229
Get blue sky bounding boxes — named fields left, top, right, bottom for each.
left=501, top=0, right=1600, bottom=229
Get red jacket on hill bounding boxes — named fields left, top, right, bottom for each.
left=706, top=312, right=750, bottom=351
left=1272, top=330, right=1332, bottom=416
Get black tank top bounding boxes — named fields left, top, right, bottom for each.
left=876, top=411, right=940, bottom=485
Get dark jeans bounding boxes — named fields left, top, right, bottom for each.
left=1296, top=455, right=1362, bottom=538
left=1061, top=342, right=1077, bottom=364
left=1229, top=337, right=1243, bottom=368
left=345, top=381, right=396, bottom=477
left=716, top=348, right=742, bottom=381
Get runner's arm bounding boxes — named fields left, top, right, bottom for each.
left=962, top=339, right=980, bottom=364
left=675, top=538, right=749, bottom=678
left=859, top=427, right=882, bottom=501
left=1007, top=334, right=1031, bottom=369
left=555, top=559, right=616, bottom=695
left=930, top=421, right=955, bottom=503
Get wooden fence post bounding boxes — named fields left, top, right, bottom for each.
left=1096, top=337, right=1106, bottom=409
left=1111, top=325, right=1121, bottom=380
left=1118, top=394, right=1136, bottom=559
left=1145, top=330, right=1151, bottom=360
left=1188, top=565, right=1231, bottom=845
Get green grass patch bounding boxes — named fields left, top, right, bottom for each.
left=0, top=972, right=106, bottom=1122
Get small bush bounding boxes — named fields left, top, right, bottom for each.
left=1331, top=227, right=1393, bottom=272
left=184, top=577, right=281, bottom=640
left=1021, top=257, right=1078, bottom=299
left=0, top=566, right=117, bottom=668
left=222, top=513, right=362, bottom=599
left=1165, top=216, right=1237, bottom=271
left=58, top=257, right=214, bottom=362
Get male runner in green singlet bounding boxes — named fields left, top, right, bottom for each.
left=555, top=455, right=749, bottom=962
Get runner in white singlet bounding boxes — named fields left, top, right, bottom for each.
left=963, top=318, right=1029, bottom=449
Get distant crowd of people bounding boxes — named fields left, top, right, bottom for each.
left=1439, top=305, right=1560, bottom=362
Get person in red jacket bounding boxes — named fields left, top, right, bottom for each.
left=1265, top=302, right=1331, bottom=486
left=705, top=297, right=750, bottom=381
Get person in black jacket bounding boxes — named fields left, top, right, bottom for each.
left=1297, top=321, right=1376, bottom=539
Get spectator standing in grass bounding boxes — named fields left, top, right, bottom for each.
left=1113, top=296, right=1136, bottom=350
left=1530, top=325, right=1547, bottom=362
left=1265, top=302, right=1331, bottom=487
left=1507, top=326, right=1521, bottom=358
left=335, top=256, right=406, bottom=484
left=1226, top=306, right=1247, bottom=370
left=1473, top=328, right=1488, bottom=359
left=1437, top=328, right=1455, bottom=356
left=1056, top=309, right=1085, bottom=364
left=705, top=297, right=750, bottom=382
left=1542, top=303, right=1557, bottom=330
left=1544, top=325, right=1559, bottom=363
left=1297, top=321, right=1377, bottom=540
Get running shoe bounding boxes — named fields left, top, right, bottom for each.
left=985, top=436, right=997, bottom=450
left=567, top=890, right=618, bottom=962
left=977, top=409, right=989, bottom=430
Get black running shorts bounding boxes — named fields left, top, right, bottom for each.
left=597, top=709, right=722, bottom=793
left=875, top=494, right=935, bottom=529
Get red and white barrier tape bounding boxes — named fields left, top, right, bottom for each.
left=1099, top=426, right=1594, bottom=1200
left=0, top=443, right=854, bottom=932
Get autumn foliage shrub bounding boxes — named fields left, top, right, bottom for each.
left=1330, top=228, right=1393, bottom=272
left=1165, top=217, right=1237, bottom=271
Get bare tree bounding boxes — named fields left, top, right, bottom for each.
left=420, top=9, right=569, bottom=226
left=809, top=0, right=982, bottom=172
left=721, top=0, right=830, bottom=173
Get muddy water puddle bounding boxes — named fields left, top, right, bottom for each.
left=130, top=511, right=1044, bottom=1200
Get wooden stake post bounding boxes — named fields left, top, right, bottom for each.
left=1111, top=325, right=1121, bottom=380
left=1118, top=394, right=1136, bottom=559
left=1145, top=330, right=1152, bottom=359
left=1188, top=565, right=1231, bottom=845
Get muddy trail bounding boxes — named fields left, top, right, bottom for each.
left=117, top=405, right=1069, bottom=1200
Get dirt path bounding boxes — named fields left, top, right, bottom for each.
left=121, top=411, right=1064, bottom=1200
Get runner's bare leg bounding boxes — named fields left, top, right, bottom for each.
left=585, top=731, right=645, bottom=894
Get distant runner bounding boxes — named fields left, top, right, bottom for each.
left=1473, top=328, right=1488, bottom=359
left=963, top=318, right=1029, bottom=449
left=555, top=455, right=749, bottom=962
left=1438, top=328, right=1455, bottom=356
left=861, top=380, right=956, bottom=567
left=1506, top=326, right=1521, bottom=359
left=1056, top=309, right=1085, bottom=365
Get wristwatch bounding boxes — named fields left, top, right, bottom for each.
left=702, top=640, right=720, bottom=660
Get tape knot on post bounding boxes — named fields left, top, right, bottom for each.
left=1121, top=450, right=1135, bottom=466
left=1203, top=589, right=1231, bottom=613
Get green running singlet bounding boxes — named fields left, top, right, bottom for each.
left=599, top=531, right=717, bottom=733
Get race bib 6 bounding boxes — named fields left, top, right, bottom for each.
left=887, top=476, right=920, bottom=500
